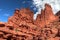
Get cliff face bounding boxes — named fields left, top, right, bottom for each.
left=35, top=3, right=58, bottom=27
left=0, top=4, right=60, bottom=40
left=8, top=8, right=34, bottom=28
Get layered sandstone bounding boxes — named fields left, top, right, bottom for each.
left=0, top=4, right=59, bottom=40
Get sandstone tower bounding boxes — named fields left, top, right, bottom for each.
left=35, top=4, right=58, bottom=27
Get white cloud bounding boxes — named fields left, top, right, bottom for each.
left=32, top=0, right=60, bottom=19
left=33, top=12, right=40, bottom=20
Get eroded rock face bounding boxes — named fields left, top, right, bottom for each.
left=8, top=8, right=34, bottom=28
left=0, top=4, right=60, bottom=40
left=35, top=4, right=58, bottom=27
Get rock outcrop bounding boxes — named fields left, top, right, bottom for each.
left=0, top=4, right=60, bottom=40
left=35, top=3, right=58, bottom=27
left=8, top=8, right=34, bottom=28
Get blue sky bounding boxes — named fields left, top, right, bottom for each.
left=0, top=0, right=37, bottom=22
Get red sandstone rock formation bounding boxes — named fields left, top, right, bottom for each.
left=8, top=8, right=34, bottom=28
left=35, top=3, right=58, bottom=27
left=0, top=4, right=60, bottom=40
